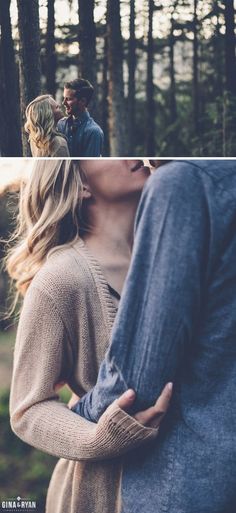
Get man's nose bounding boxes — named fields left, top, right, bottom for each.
left=62, top=98, right=66, bottom=106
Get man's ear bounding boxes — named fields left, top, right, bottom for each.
left=80, top=97, right=87, bottom=108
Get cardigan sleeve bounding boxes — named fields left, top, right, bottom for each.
left=10, top=285, right=157, bottom=462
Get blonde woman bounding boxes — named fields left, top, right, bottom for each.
left=25, top=95, right=70, bottom=157
left=8, top=160, right=172, bottom=513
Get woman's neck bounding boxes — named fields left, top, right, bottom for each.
left=82, top=197, right=140, bottom=294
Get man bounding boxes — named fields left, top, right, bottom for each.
left=57, top=78, right=104, bottom=156
left=74, top=160, right=236, bottom=513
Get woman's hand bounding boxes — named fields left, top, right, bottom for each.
left=68, top=383, right=173, bottom=430
left=115, top=383, right=173, bottom=429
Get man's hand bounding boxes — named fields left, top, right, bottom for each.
left=115, top=382, right=173, bottom=429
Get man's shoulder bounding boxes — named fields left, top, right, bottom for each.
left=191, top=159, right=236, bottom=183
left=151, top=159, right=236, bottom=189
left=149, top=160, right=204, bottom=190
left=148, top=160, right=236, bottom=205
left=84, top=116, right=104, bottom=137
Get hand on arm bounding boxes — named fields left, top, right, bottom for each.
left=10, top=285, right=171, bottom=461
left=71, top=382, right=173, bottom=430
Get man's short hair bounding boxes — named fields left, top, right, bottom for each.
left=64, top=78, right=94, bottom=106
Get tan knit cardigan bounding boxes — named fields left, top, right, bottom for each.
left=10, top=239, right=157, bottom=513
left=30, top=133, right=70, bottom=157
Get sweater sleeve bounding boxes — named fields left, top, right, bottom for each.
left=10, top=285, right=157, bottom=462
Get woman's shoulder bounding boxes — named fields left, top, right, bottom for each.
left=50, top=133, right=70, bottom=157
left=29, top=242, right=90, bottom=299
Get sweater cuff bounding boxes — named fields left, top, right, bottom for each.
left=95, top=401, right=158, bottom=458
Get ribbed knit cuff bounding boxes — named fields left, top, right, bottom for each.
left=105, top=402, right=158, bottom=441
left=86, top=401, right=159, bottom=460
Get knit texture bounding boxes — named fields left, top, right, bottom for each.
left=30, top=133, right=70, bottom=157
left=10, top=239, right=157, bottom=513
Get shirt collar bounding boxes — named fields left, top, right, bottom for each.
left=73, top=111, right=90, bottom=124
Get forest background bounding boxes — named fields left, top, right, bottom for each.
left=0, top=0, right=236, bottom=157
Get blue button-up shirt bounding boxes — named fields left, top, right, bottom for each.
left=57, top=111, right=104, bottom=157
left=74, top=160, right=236, bottom=513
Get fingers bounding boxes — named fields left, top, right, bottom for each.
left=153, top=382, right=173, bottom=413
left=113, top=383, right=173, bottom=429
left=116, top=389, right=136, bottom=412
left=134, top=383, right=173, bottom=427
left=134, top=405, right=160, bottom=426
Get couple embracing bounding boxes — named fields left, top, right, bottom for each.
left=25, top=78, right=103, bottom=157
left=8, top=160, right=236, bottom=513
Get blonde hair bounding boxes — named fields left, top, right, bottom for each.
left=6, top=160, right=83, bottom=303
left=25, top=95, right=61, bottom=155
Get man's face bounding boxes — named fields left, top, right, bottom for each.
left=63, top=88, right=84, bottom=117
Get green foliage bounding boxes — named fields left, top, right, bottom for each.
left=0, top=389, right=57, bottom=513
left=133, top=81, right=236, bottom=157
left=191, top=93, right=236, bottom=157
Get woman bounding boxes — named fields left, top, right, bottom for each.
left=8, top=160, right=172, bottom=513
left=25, top=95, right=70, bottom=157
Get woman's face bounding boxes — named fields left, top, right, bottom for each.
left=49, top=98, right=64, bottom=123
left=78, top=160, right=151, bottom=202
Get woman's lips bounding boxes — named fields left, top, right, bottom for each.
left=131, top=161, right=145, bottom=172
left=131, top=161, right=151, bottom=175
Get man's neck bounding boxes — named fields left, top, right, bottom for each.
left=73, top=108, right=88, bottom=120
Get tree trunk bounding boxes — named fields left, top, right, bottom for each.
left=0, top=42, right=7, bottom=157
left=213, top=0, right=223, bottom=97
left=101, top=32, right=110, bottom=156
left=193, top=0, right=200, bottom=137
left=128, top=0, right=136, bottom=155
left=224, top=0, right=236, bottom=96
left=17, top=0, right=41, bottom=155
left=107, top=0, right=127, bottom=156
left=146, top=0, right=155, bottom=155
left=78, top=0, right=97, bottom=119
left=0, top=0, right=22, bottom=156
left=170, top=8, right=177, bottom=126
left=46, top=0, right=56, bottom=97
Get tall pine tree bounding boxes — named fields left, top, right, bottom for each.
left=17, top=0, right=41, bottom=155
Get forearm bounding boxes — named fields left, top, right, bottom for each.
left=10, top=395, right=157, bottom=461
left=75, top=162, right=211, bottom=421
left=73, top=354, right=128, bottom=421
left=11, top=286, right=157, bottom=461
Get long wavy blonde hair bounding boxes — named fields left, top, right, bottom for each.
left=25, top=95, right=62, bottom=154
left=6, top=160, right=83, bottom=303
